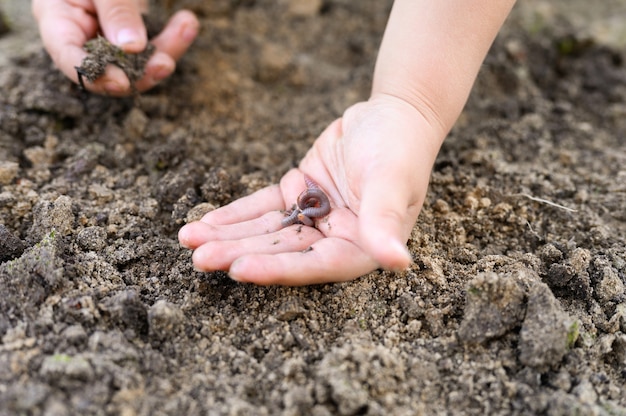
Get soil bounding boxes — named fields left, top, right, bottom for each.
left=1, top=1, right=625, bottom=415
left=75, top=36, right=156, bottom=90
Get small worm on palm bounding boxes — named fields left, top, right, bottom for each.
left=281, top=175, right=331, bottom=228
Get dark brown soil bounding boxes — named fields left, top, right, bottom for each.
left=0, top=1, right=625, bottom=415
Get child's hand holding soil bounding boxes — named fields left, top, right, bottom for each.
left=32, top=0, right=198, bottom=96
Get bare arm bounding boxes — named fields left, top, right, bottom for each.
left=373, top=0, right=517, bottom=138
left=179, top=1, right=517, bottom=284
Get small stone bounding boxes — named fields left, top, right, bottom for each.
left=540, top=244, right=563, bottom=265
left=0, top=161, right=19, bottom=185
left=185, top=202, right=215, bottom=223
left=28, top=195, right=75, bottom=243
left=569, top=248, right=591, bottom=274
left=257, top=42, right=292, bottom=83
left=100, top=290, right=149, bottom=335
left=156, top=167, right=196, bottom=205
left=572, top=380, right=598, bottom=405
left=148, top=300, right=185, bottom=341
left=0, top=191, right=15, bottom=207
left=77, top=226, right=107, bottom=251
left=40, top=354, right=94, bottom=383
left=398, top=294, right=422, bottom=320
left=432, top=199, right=450, bottom=214
left=287, top=0, right=323, bottom=17
left=23, top=146, right=50, bottom=167
left=595, top=265, right=624, bottom=302
left=88, top=183, right=115, bottom=203
left=139, top=197, right=159, bottom=219
left=276, top=296, right=307, bottom=321
left=458, top=271, right=526, bottom=344
left=463, top=194, right=479, bottom=210
left=62, top=325, right=88, bottom=346
left=604, top=334, right=626, bottom=367
left=519, top=282, right=575, bottom=370
left=0, top=224, right=25, bottom=262
left=123, top=107, right=149, bottom=140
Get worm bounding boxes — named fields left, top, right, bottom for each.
left=281, top=176, right=331, bottom=228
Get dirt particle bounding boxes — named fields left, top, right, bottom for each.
left=0, top=161, right=18, bottom=185
left=28, top=195, right=74, bottom=243
left=0, top=233, right=64, bottom=322
left=77, top=226, right=107, bottom=251
left=276, top=296, right=307, bottom=321
left=200, top=167, right=237, bottom=206
left=287, top=0, right=323, bottom=17
left=148, top=300, right=185, bottom=341
left=595, top=265, right=624, bottom=302
left=100, top=290, right=149, bottom=336
left=123, top=107, right=149, bottom=140
left=458, top=271, right=526, bottom=344
left=398, top=293, right=422, bottom=320
left=88, top=184, right=115, bottom=203
left=0, top=224, right=25, bottom=262
left=61, top=325, right=88, bottom=346
left=519, top=282, right=576, bottom=370
left=39, top=354, right=94, bottom=385
left=185, top=202, right=216, bottom=223
left=257, top=42, right=293, bottom=83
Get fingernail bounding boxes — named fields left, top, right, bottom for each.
left=192, top=265, right=206, bottom=273
left=391, top=239, right=412, bottom=269
left=178, top=228, right=192, bottom=249
left=116, top=28, right=141, bottom=47
left=181, top=23, right=198, bottom=43
left=228, top=260, right=246, bottom=282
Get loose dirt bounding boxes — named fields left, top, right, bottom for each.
left=0, top=1, right=624, bottom=415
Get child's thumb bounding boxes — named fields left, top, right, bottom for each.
left=95, top=0, right=147, bottom=52
left=358, top=174, right=416, bottom=272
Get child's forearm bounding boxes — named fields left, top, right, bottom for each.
left=372, top=0, right=516, bottom=137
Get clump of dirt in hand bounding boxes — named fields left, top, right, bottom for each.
left=75, top=35, right=156, bottom=92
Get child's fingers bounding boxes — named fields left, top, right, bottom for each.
left=149, top=10, right=199, bottom=62
left=133, top=10, right=199, bottom=91
left=178, top=211, right=288, bottom=250
left=191, top=225, right=323, bottom=272
left=226, top=237, right=378, bottom=286
left=133, top=52, right=177, bottom=92
left=93, top=0, right=148, bottom=53
left=33, top=2, right=91, bottom=82
left=357, top=164, right=417, bottom=272
left=202, top=185, right=287, bottom=226
left=35, top=6, right=129, bottom=95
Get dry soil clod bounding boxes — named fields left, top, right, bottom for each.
left=75, top=35, right=155, bottom=92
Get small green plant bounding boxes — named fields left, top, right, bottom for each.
left=566, top=320, right=580, bottom=349
left=51, top=353, right=72, bottom=363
